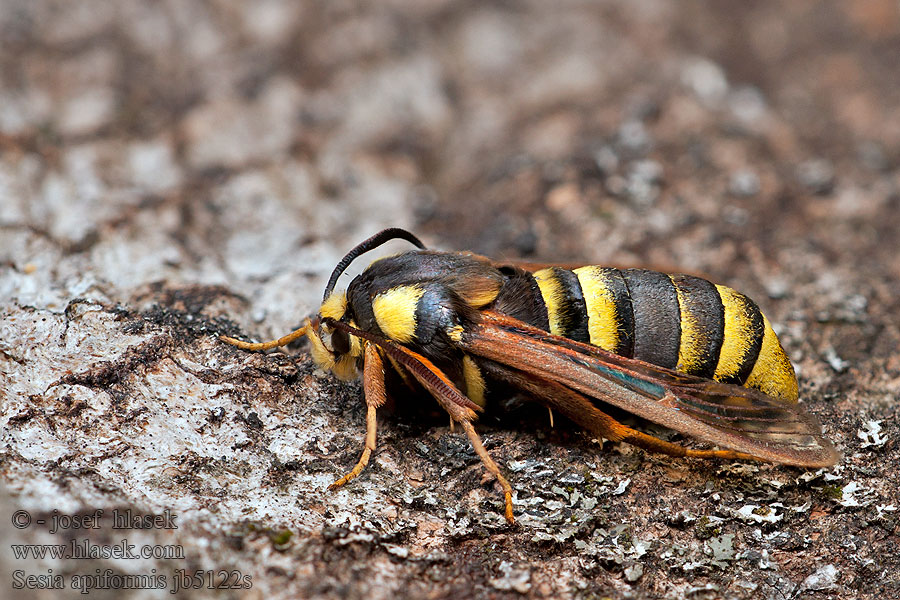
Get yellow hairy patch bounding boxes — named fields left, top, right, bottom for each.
left=306, top=327, right=335, bottom=371
left=714, top=285, right=755, bottom=380
left=458, top=283, right=501, bottom=308
left=573, top=266, right=620, bottom=351
left=462, top=355, right=487, bottom=408
left=332, top=354, right=360, bottom=381
left=672, top=278, right=704, bottom=373
left=319, top=292, right=348, bottom=321
left=306, top=313, right=363, bottom=381
left=745, top=316, right=799, bottom=402
left=372, top=285, right=425, bottom=343
left=447, top=325, right=465, bottom=342
left=533, top=268, right=566, bottom=336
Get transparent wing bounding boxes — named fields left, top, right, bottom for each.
left=460, top=311, right=839, bottom=467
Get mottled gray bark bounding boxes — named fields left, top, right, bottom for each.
left=2, top=2, right=899, bottom=599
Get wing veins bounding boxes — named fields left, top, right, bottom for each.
left=461, top=312, right=838, bottom=466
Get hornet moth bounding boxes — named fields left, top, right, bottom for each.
left=221, top=228, right=838, bottom=524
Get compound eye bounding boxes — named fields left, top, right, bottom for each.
left=330, top=328, right=350, bottom=355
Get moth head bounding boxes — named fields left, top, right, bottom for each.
left=306, top=291, right=362, bottom=381
left=308, top=228, right=426, bottom=380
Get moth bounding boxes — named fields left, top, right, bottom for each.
left=221, top=228, right=838, bottom=523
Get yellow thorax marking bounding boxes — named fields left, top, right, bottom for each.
left=462, top=355, right=487, bottom=408
left=372, top=285, right=426, bottom=343
left=459, top=284, right=501, bottom=308
left=447, top=325, right=465, bottom=342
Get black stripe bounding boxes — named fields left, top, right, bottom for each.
left=494, top=266, right=551, bottom=332
left=670, top=274, right=724, bottom=378
left=525, top=270, right=552, bottom=332
left=723, top=291, right=765, bottom=385
left=551, top=268, right=591, bottom=343
left=601, top=268, right=634, bottom=358
left=622, top=269, right=681, bottom=369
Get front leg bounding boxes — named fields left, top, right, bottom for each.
left=317, top=319, right=516, bottom=524
left=328, top=343, right=387, bottom=489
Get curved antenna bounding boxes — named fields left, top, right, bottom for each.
left=323, top=228, right=426, bottom=301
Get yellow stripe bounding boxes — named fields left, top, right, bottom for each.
left=372, top=285, right=425, bottom=343
left=745, top=316, right=799, bottom=402
left=573, top=266, right=620, bottom=351
left=713, top=285, right=755, bottom=381
left=533, top=268, right=566, bottom=335
left=671, top=277, right=704, bottom=373
left=462, top=355, right=487, bottom=408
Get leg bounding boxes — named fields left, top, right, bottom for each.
left=618, top=427, right=761, bottom=462
left=328, top=343, right=387, bottom=489
left=551, top=385, right=759, bottom=461
left=461, top=420, right=516, bottom=524
left=384, top=345, right=516, bottom=524
left=220, top=323, right=308, bottom=351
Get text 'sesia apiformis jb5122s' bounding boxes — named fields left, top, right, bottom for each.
left=220, top=228, right=838, bottom=524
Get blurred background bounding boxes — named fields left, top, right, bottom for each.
left=1, top=1, right=899, bottom=598
left=3, top=1, right=898, bottom=325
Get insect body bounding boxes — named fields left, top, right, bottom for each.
left=221, top=228, right=838, bottom=524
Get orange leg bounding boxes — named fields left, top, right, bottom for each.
left=387, top=345, right=515, bottom=524
left=315, top=322, right=516, bottom=524
left=562, top=391, right=760, bottom=461
left=461, top=420, right=515, bottom=524
left=616, top=425, right=760, bottom=461
left=219, top=324, right=308, bottom=351
left=328, top=343, right=388, bottom=489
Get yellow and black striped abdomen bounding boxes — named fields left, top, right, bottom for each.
left=530, top=266, right=798, bottom=402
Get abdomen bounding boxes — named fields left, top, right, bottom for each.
left=513, top=266, right=799, bottom=402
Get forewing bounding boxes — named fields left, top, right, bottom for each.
left=460, top=312, right=838, bottom=467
